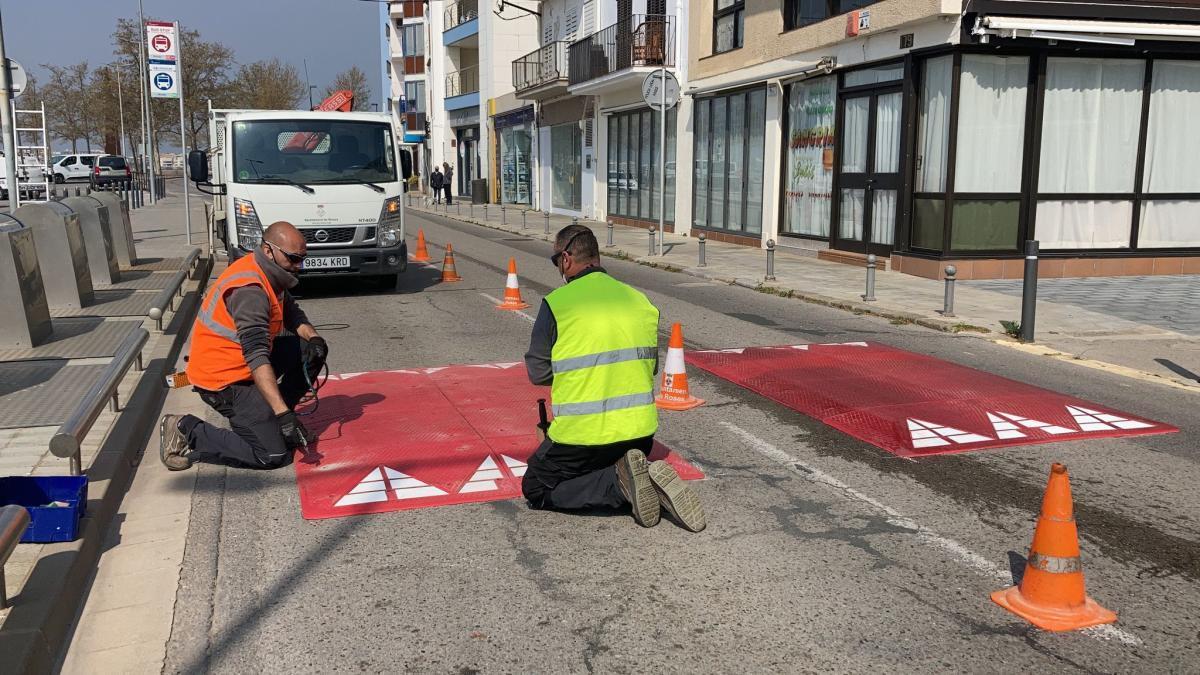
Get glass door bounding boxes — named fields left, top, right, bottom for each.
left=834, top=88, right=902, bottom=255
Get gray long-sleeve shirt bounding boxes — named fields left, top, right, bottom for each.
left=225, top=248, right=310, bottom=371
left=524, top=267, right=658, bottom=386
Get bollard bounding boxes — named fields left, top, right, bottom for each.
left=766, top=239, right=777, bottom=281
left=522, top=210, right=527, bottom=230
left=862, top=254, right=877, bottom=302
left=606, top=221, right=614, bottom=248
left=648, top=228, right=657, bottom=256
left=1020, top=240, right=1039, bottom=342
left=501, top=205, right=506, bottom=225
left=483, top=203, right=488, bottom=220
left=698, top=232, right=707, bottom=267
left=942, top=265, right=957, bottom=318
left=470, top=203, right=475, bottom=219
left=544, top=211, right=550, bottom=235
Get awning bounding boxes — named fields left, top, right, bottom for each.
left=975, top=15, right=1200, bottom=46
left=686, top=56, right=835, bottom=97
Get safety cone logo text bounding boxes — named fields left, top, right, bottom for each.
left=656, top=322, right=704, bottom=411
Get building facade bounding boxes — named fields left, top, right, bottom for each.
left=682, top=0, right=1200, bottom=278
left=386, top=1, right=432, bottom=185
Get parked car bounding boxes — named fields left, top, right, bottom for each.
left=90, top=155, right=132, bottom=187
left=51, top=153, right=103, bottom=183
left=0, top=152, right=47, bottom=201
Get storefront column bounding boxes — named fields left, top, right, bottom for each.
left=673, top=95, right=695, bottom=237
left=761, top=85, right=785, bottom=247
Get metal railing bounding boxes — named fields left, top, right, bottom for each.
left=513, top=41, right=570, bottom=93
left=49, top=327, right=149, bottom=475
left=444, top=0, right=479, bottom=31
left=446, top=65, right=480, bottom=98
left=147, top=248, right=200, bottom=331
left=568, top=14, right=675, bottom=86
left=1, top=505, right=30, bottom=609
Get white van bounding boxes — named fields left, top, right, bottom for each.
left=51, top=153, right=104, bottom=183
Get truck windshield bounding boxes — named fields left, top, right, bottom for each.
left=231, top=119, right=397, bottom=186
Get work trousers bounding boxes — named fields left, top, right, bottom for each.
left=179, top=336, right=311, bottom=470
left=521, top=434, right=654, bottom=511
left=443, top=184, right=453, bottom=205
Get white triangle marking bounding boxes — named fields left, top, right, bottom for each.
left=459, top=456, right=502, bottom=493
left=501, top=455, right=528, bottom=477
left=422, top=367, right=448, bottom=375
left=791, top=345, right=811, bottom=351
left=334, top=468, right=391, bottom=507
left=907, top=418, right=993, bottom=449
left=995, top=412, right=1075, bottom=435
left=987, top=413, right=1026, bottom=440
left=1071, top=406, right=1154, bottom=430
left=1066, top=406, right=1116, bottom=432
left=819, top=341, right=869, bottom=348
left=382, top=466, right=447, bottom=500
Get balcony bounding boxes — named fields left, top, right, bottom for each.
left=444, top=0, right=479, bottom=46
left=402, top=111, right=427, bottom=140
left=513, top=42, right=570, bottom=99
left=568, top=15, right=675, bottom=94
left=445, top=65, right=480, bottom=111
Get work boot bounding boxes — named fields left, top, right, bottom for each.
left=159, top=414, right=193, bottom=471
left=648, top=460, right=706, bottom=532
left=616, top=449, right=660, bottom=527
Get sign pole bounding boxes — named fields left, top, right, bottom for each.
left=175, top=22, right=191, bottom=245
left=658, top=59, right=666, bottom=257
left=0, top=10, right=18, bottom=214
left=140, top=2, right=158, bottom=204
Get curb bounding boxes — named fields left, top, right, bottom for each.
left=0, top=257, right=213, bottom=675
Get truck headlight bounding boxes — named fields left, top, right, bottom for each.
left=234, top=198, right=263, bottom=247
left=377, top=196, right=402, bottom=248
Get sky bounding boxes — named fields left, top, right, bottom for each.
left=2, top=0, right=386, bottom=109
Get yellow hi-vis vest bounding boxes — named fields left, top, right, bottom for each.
left=544, top=271, right=659, bottom=446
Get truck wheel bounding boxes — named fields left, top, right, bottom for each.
left=53, top=174, right=64, bottom=184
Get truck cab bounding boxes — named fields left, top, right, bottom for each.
left=192, top=109, right=410, bottom=286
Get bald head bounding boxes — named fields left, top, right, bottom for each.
left=263, top=221, right=306, bottom=252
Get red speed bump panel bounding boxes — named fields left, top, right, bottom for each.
left=293, top=365, right=704, bottom=520
left=687, top=342, right=1177, bottom=458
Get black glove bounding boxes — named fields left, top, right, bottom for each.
left=276, top=410, right=311, bottom=447
left=303, top=336, right=329, bottom=366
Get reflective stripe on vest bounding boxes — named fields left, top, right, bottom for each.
left=544, top=272, right=659, bottom=446
left=196, top=271, right=261, bottom=340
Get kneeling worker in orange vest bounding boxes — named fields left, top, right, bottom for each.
left=158, top=221, right=328, bottom=470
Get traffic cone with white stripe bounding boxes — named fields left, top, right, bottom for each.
left=497, top=258, right=530, bottom=310
left=656, top=323, right=704, bottom=411
left=991, top=463, right=1117, bottom=631
left=440, top=243, right=462, bottom=282
left=413, top=228, right=431, bottom=262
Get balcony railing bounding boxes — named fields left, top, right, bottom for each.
left=568, top=15, right=675, bottom=86
left=444, top=0, right=479, bottom=31
left=513, top=42, right=570, bottom=93
left=446, top=65, right=480, bottom=98
left=403, top=112, right=427, bottom=135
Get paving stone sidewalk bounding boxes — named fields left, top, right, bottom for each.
left=408, top=199, right=1199, bottom=389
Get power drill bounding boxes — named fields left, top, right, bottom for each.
left=536, top=398, right=550, bottom=441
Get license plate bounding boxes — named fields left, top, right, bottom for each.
left=302, top=256, right=351, bottom=270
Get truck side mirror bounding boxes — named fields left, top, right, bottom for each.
left=187, top=150, right=209, bottom=184
left=399, top=149, right=413, bottom=181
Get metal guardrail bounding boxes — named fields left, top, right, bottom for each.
left=514, top=41, right=570, bottom=93
left=444, top=0, right=478, bottom=31
left=568, top=14, right=675, bottom=86
left=148, top=248, right=201, bottom=331
left=0, top=504, right=30, bottom=609
left=446, top=65, right=480, bottom=98
left=50, top=327, right=149, bottom=475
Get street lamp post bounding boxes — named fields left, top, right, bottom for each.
left=0, top=7, right=18, bottom=212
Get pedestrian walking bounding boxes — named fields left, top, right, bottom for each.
left=521, top=225, right=705, bottom=531
left=430, top=168, right=444, bottom=204
left=442, top=162, right=454, bottom=205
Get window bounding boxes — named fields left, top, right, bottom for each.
left=553, top=123, right=582, bottom=211
left=401, top=25, right=424, bottom=56
left=606, top=107, right=678, bottom=222
left=783, top=75, right=836, bottom=238
left=713, top=0, right=744, bottom=54
left=692, top=88, right=767, bottom=234
left=404, top=81, right=426, bottom=113
left=784, top=1, right=878, bottom=32
left=1140, top=60, right=1200, bottom=248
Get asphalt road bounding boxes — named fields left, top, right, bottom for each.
left=163, top=210, right=1199, bottom=673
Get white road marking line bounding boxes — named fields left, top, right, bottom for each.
left=480, top=293, right=535, bottom=324
left=720, top=421, right=1143, bottom=647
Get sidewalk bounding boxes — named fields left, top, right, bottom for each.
left=409, top=199, right=1199, bottom=391
left=0, top=182, right=211, bottom=671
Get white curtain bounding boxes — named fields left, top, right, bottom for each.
left=1038, top=58, right=1143, bottom=193
left=842, top=97, right=869, bottom=174
left=871, top=190, right=897, bottom=245
left=840, top=188, right=864, bottom=240
left=1143, top=60, right=1200, bottom=194
left=784, top=76, right=836, bottom=237
left=1140, top=200, right=1200, bottom=248
left=874, top=92, right=902, bottom=174
left=916, top=56, right=952, bottom=192
left=955, top=55, right=1028, bottom=193
left=1036, top=201, right=1132, bottom=249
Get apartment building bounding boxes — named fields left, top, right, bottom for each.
left=385, top=1, right=431, bottom=183
left=683, top=0, right=1200, bottom=279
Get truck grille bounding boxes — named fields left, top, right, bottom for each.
left=302, top=227, right=356, bottom=244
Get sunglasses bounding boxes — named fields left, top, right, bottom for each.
left=267, top=240, right=307, bottom=265
left=551, top=232, right=584, bottom=268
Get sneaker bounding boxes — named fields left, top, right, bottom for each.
left=648, top=460, right=706, bottom=532
left=616, top=449, right=660, bottom=527
left=159, top=414, right=193, bottom=471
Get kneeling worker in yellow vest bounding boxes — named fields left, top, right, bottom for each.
left=522, top=224, right=705, bottom=531
left=158, top=221, right=328, bottom=471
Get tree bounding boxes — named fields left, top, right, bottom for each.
left=230, top=59, right=305, bottom=110
left=323, top=66, right=372, bottom=111
left=41, top=62, right=96, bottom=152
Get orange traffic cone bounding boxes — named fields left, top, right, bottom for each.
left=440, top=244, right=462, bottom=282
left=991, top=463, right=1117, bottom=631
left=656, top=323, right=704, bottom=411
left=497, top=258, right=530, bottom=310
left=413, top=229, right=431, bottom=262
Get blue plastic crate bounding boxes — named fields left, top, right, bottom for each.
left=0, top=476, right=88, bottom=543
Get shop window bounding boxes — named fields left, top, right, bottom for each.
left=713, top=0, right=744, bottom=54
left=1036, top=201, right=1134, bottom=249
left=606, top=107, right=677, bottom=222
left=501, top=123, right=534, bottom=205
left=692, top=88, right=766, bottom=234
left=783, top=76, right=836, bottom=238
left=952, top=201, right=1019, bottom=251
left=551, top=123, right=582, bottom=211
left=912, top=199, right=944, bottom=251
left=955, top=55, right=1027, bottom=194
left=915, top=56, right=951, bottom=194
left=1140, top=60, right=1200, bottom=247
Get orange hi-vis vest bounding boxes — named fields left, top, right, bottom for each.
left=186, top=253, right=284, bottom=391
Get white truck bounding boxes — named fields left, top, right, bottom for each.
left=189, top=109, right=411, bottom=286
